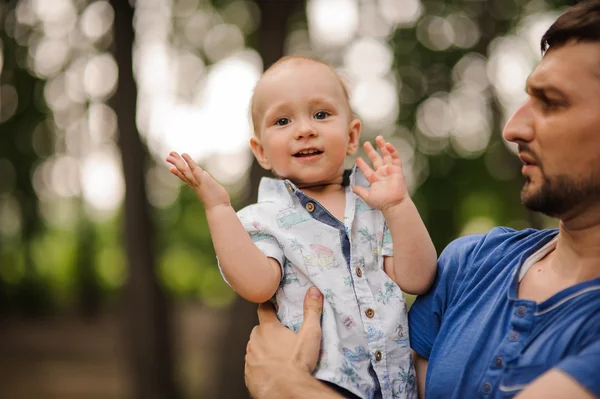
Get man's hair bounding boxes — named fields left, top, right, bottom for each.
left=541, top=0, right=600, bottom=54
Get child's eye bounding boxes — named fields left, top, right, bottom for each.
left=314, top=111, right=329, bottom=120
left=275, top=118, right=290, bottom=126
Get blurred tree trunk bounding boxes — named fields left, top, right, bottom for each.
left=0, top=1, right=49, bottom=315
left=214, top=1, right=305, bottom=398
left=109, top=1, right=178, bottom=398
left=74, top=212, right=101, bottom=317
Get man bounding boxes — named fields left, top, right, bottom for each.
left=244, top=1, right=600, bottom=398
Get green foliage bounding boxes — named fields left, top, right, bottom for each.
left=0, top=0, right=566, bottom=313
left=388, top=0, right=549, bottom=250
left=0, top=2, right=53, bottom=312
left=156, top=187, right=236, bottom=305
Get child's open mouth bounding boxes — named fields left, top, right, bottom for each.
left=294, top=149, right=323, bottom=157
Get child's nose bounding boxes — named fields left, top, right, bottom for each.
left=295, top=120, right=318, bottom=139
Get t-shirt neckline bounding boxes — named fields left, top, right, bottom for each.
left=513, top=231, right=600, bottom=313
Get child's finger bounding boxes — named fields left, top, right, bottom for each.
left=376, top=136, right=392, bottom=165
left=166, top=154, right=190, bottom=173
left=169, top=168, right=194, bottom=188
left=352, top=186, right=369, bottom=202
left=363, top=141, right=382, bottom=170
left=166, top=156, right=187, bottom=178
left=355, top=157, right=375, bottom=181
left=169, top=167, right=192, bottom=186
left=385, top=143, right=403, bottom=168
left=181, top=153, right=205, bottom=180
left=167, top=153, right=199, bottom=187
left=167, top=151, right=186, bottom=165
left=181, top=153, right=195, bottom=167
left=172, top=162, right=197, bottom=186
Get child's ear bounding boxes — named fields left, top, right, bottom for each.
left=346, top=118, right=362, bottom=156
left=250, top=136, right=272, bottom=170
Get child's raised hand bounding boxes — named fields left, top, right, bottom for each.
left=166, top=151, right=231, bottom=210
left=352, top=136, right=409, bottom=211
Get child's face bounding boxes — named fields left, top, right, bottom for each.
left=250, top=60, right=361, bottom=186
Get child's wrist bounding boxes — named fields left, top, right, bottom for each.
left=204, top=202, right=234, bottom=216
left=381, top=198, right=413, bottom=219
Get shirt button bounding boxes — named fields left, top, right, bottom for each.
left=286, top=183, right=294, bottom=192
left=365, top=308, right=375, bottom=318
left=508, top=331, right=520, bottom=342
left=375, top=350, right=382, bottom=361
left=355, top=267, right=363, bottom=277
left=305, top=202, right=315, bottom=212
left=482, top=382, right=492, bottom=393
left=493, top=357, right=504, bottom=368
left=516, top=306, right=527, bottom=317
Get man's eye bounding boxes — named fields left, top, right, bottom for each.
left=540, top=98, right=560, bottom=111
left=314, top=111, right=329, bottom=120
left=537, top=94, right=566, bottom=111
left=275, top=118, right=290, bottom=126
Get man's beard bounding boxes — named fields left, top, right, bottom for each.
left=521, top=172, right=600, bottom=217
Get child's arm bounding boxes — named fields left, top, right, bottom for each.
left=380, top=198, right=436, bottom=295
left=166, top=152, right=281, bottom=303
left=353, top=137, right=436, bottom=295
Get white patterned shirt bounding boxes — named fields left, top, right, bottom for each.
left=223, top=168, right=416, bottom=399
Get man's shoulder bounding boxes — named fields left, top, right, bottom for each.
left=439, top=227, right=558, bottom=281
left=444, top=226, right=557, bottom=258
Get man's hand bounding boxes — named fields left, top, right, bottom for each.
left=353, top=136, right=409, bottom=212
left=165, top=151, right=231, bottom=210
left=245, top=287, right=324, bottom=398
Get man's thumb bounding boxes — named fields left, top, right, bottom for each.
left=296, top=287, right=323, bottom=371
left=303, top=286, right=323, bottom=322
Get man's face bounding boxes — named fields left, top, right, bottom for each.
left=502, top=40, right=600, bottom=218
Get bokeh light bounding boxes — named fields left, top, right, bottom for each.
left=307, top=0, right=359, bottom=47
left=344, top=38, right=393, bottom=78
left=80, top=149, right=125, bottom=215
left=379, top=0, right=423, bottom=28
left=7, top=0, right=560, bottom=223
left=80, top=1, right=114, bottom=42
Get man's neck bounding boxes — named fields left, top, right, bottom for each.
left=518, top=210, right=600, bottom=303
left=551, top=217, right=600, bottom=282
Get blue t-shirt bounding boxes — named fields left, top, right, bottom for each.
left=409, top=227, right=600, bottom=398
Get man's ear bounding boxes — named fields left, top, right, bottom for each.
left=346, top=118, right=362, bottom=156
left=250, top=136, right=272, bottom=170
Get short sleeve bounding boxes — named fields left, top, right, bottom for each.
left=382, top=222, right=393, bottom=256
left=556, top=338, right=600, bottom=397
left=239, top=213, right=284, bottom=265
left=408, top=234, right=483, bottom=359
left=216, top=208, right=285, bottom=287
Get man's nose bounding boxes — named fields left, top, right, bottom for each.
left=502, top=99, right=534, bottom=143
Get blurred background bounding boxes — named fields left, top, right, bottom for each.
left=0, top=0, right=576, bottom=397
